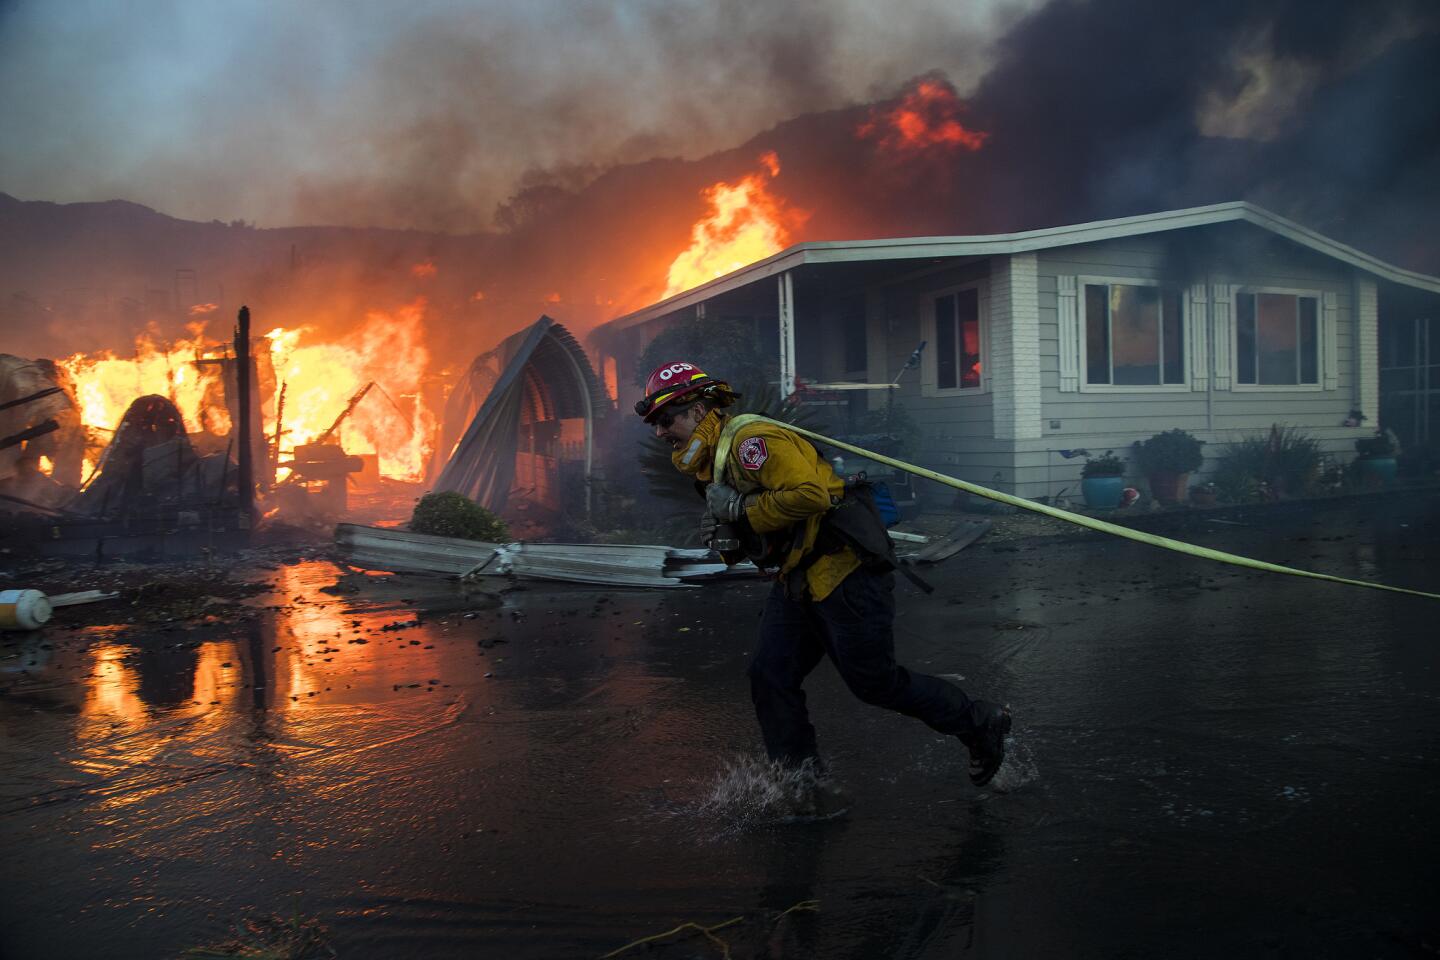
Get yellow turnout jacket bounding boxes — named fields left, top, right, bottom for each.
left=676, top=410, right=859, bottom=600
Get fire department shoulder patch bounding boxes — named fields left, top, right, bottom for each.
left=737, top=436, right=768, bottom=470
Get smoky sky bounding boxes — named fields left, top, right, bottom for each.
left=0, top=0, right=1041, bottom=232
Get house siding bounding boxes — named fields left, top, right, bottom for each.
left=594, top=216, right=1399, bottom=507
left=867, top=258, right=1018, bottom=496
left=1019, top=230, right=1370, bottom=500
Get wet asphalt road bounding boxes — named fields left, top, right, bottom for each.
left=1, top=493, right=1437, bottom=958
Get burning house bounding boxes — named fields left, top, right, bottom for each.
left=594, top=201, right=1440, bottom=503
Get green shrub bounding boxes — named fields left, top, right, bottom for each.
left=409, top=492, right=509, bottom=541
left=1211, top=458, right=1263, bottom=503
left=1134, top=429, right=1205, bottom=474
left=1217, top=425, right=1323, bottom=499
left=1081, top=450, right=1125, bottom=478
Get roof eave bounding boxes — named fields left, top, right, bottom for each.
left=596, top=200, right=1440, bottom=338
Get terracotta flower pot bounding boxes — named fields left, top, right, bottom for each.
left=1148, top=471, right=1190, bottom=504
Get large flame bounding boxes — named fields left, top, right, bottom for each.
left=269, top=299, right=436, bottom=481
left=663, top=151, right=809, bottom=297
left=59, top=326, right=234, bottom=480
left=56, top=300, right=437, bottom=484
left=857, top=79, right=989, bottom=154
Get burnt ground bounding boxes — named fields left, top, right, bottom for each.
left=0, top=491, right=1437, bottom=959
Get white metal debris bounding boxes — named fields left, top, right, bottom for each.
left=334, top=523, right=752, bottom=587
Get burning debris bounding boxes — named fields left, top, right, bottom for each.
left=52, top=303, right=435, bottom=488
left=69, top=394, right=229, bottom=516
left=0, top=301, right=441, bottom=557
left=0, top=355, right=85, bottom=512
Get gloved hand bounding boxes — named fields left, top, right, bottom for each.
left=705, top=482, right=746, bottom=522
left=699, top=511, right=720, bottom=546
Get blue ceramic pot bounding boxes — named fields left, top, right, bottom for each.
left=1356, top=457, right=1397, bottom=485
left=1082, top=475, right=1124, bottom=509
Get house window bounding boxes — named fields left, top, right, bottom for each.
left=1083, top=282, right=1184, bottom=386
left=935, top=287, right=982, bottom=390
left=1236, top=292, right=1319, bottom=386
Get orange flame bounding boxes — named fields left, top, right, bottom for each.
left=663, top=151, right=809, bottom=297
left=268, top=299, right=436, bottom=481
left=411, top=261, right=437, bottom=279
left=58, top=326, right=234, bottom=477
left=38, top=455, right=55, bottom=476
left=857, top=79, right=989, bottom=154
left=57, top=302, right=437, bottom=485
left=188, top=302, right=219, bottom=317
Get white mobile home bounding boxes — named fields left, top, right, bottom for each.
left=593, top=202, right=1440, bottom=502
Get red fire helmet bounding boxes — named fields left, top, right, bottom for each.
left=634, top=361, right=727, bottom=422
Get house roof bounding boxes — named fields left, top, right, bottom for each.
left=598, top=201, right=1440, bottom=336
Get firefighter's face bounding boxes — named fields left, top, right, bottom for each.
left=654, top=402, right=703, bottom=449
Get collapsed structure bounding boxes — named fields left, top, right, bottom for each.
left=433, top=316, right=607, bottom=521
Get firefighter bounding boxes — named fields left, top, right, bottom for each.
left=635, top=360, right=1012, bottom=789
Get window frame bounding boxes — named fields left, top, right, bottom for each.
left=1076, top=276, right=1191, bottom=394
left=1230, top=285, right=1325, bottom=392
left=921, top=280, right=988, bottom=397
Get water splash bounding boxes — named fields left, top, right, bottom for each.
left=986, top=733, right=1038, bottom=793
left=694, top=754, right=848, bottom=830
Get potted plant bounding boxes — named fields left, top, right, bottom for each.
left=1354, top=430, right=1398, bottom=486
left=1135, top=429, right=1205, bottom=504
left=1189, top=481, right=1218, bottom=507
left=1080, top=450, right=1126, bottom=509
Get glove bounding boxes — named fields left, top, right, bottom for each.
left=705, top=482, right=745, bottom=522
left=699, top=511, right=720, bottom=546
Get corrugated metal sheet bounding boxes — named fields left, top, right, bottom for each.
left=334, top=523, right=747, bottom=588
left=432, top=316, right=607, bottom=514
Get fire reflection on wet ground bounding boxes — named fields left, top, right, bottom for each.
left=1, top=495, right=1438, bottom=958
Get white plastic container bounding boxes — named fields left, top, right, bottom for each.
left=0, top=589, right=53, bottom=630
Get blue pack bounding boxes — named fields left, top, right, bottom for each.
left=870, top=481, right=900, bottom=527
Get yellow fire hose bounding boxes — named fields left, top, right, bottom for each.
left=715, top=413, right=1440, bottom=601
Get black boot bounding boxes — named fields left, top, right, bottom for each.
left=964, top=701, right=1012, bottom=786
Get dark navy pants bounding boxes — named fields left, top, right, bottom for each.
left=749, top=567, right=989, bottom=766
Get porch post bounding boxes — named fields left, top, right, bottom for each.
left=778, top=271, right=796, bottom=398
left=990, top=253, right=1042, bottom=441
left=1354, top=273, right=1379, bottom=425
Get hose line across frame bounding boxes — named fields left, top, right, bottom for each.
left=713, top=413, right=1440, bottom=602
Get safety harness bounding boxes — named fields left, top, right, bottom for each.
left=714, top=413, right=933, bottom=596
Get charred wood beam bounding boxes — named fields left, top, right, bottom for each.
left=0, top=386, right=64, bottom=412
left=271, top=381, right=286, bottom=483
left=234, top=306, right=254, bottom=521
left=0, top=419, right=59, bottom=450
left=313, top=381, right=375, bottom=446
